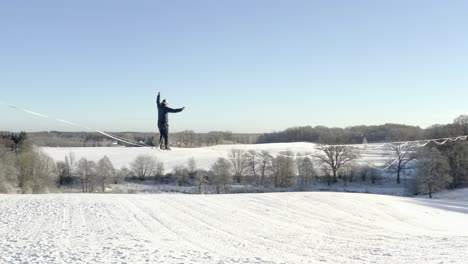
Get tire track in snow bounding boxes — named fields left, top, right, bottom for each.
left=158, top=194, right=317, bottom=261
left=121, top=194, right=215, bottom=253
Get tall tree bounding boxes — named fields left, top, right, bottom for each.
left=245, top=150, right=259, bottom=183
left=297, top=156, right=315, bottom=186
left=130, top=155, right=158, bottom=180
left=228, top=149, right=248, bottom=184
left=195, top=169, right=209, bottom=194
left=453, top=115, right=468, bottom=135
left=388, top=143, right=416, bottom=184
left=97, top=156, right=115, bottom=192
left=258, top=150, right=273, bottom=186
left=315, top=146, right=356, bottom=185
left=416, top=148, right=452, bottom=198
left=0, top=146, right=18, bottom=193
left=187, top=157, right=197, bottom=178
left=76, top=158, right=97, bottom=193
left=210, top=158, right=232, bottom=194
left=436, top=141, right=468, bottom=188
left=272, top=152, right=296, bottom=188
left=173, top=165, right=190, bottom=186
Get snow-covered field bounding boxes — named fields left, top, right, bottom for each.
left=42, top=142, right=391, bottom=172
left=26, top=143, right=467, bottom=263
left=0, top=192, right=467, bottom=264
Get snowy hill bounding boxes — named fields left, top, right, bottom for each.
left=42, top=142, right=390, bottom=172
left=0, top=191, right=467, bottom=263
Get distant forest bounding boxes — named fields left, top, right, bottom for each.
left=24, top=131, right=260, bottom=147
left=257, top=115, right=468, bottom=145
left=4, top=115, right=468, bottom=147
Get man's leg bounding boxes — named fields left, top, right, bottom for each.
left=158, top=125, right=165, bottom=149
left=164, top=125, right=171, bottom=150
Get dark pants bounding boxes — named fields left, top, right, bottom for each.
left=158, top=124, right=169, bottom=146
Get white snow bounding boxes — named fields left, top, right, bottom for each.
left=25, top=143, right=467, bottom=263
left=426, top=187, right=468, bottom=201
left=0, top=192, right=467, bottom=263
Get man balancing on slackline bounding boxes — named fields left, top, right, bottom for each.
left=156, top=92, right=185, bottom=150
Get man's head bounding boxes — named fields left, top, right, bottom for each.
left=162, top=99, right=168, bottom=106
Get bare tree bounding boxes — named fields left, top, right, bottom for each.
left=339, top=161, right=357, bottom=188
left=131, top=155, right=158, bottom=180
left=297, top=156, right=315, bottom=187
left=0, top=146, right=18, bottom=193
left=97, top=156, right=115, bottom=192
left=438, top=141, right=468, bottom=188
left=315, top=146, right=356, bottom=185
left=17, top=149, right=57, bottom=193
left=272, top=152, right=296, bottom=188
left=114, top=167, right=131, bottom=184
left=173, top=165, right=190, bottom=186
left=258, top=150, right=273, bottom=186
left=195, top=169, right=209, bottom=194
left=156, top=161, right=165, bottom=178
left=56, top=161, right=69, bottom=186
left=187, top=157, right=197, bottom=178
left=76, top=158, right=97, bottom=192
left=245, top=150, right=258, bottom=177
left=228, top=149, right=248, bottom=184
left=370, top=168, right=380, bottom=184
left=33, top=151, right=57, bottom=193
left=454, top=115, right=468, bottom=135
left=416, top=147, right=452, bottom=198
left=210, top=158, right=232, bottom=193
left=388, top=143, right=416, bottom=184
left=65, top=152, right=76, bottom=176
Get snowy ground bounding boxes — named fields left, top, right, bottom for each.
left=425, top=187, right=468, bottom=201
left=42, top=142, right=392, bottom=172
left=0, top=192, right=467, bottom=264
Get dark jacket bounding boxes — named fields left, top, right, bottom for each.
left=157, top=94, right=183, bottom=126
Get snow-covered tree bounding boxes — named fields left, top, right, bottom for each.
left=76, top=158, right=97, bottom=193
left=115, top=167, right=132, bottom=184
left=0, top=146, right=18, bottom=193
left=297, top=156, right=315, bottom=187
left=195, top=169, right=209, bottom=194
left=228, top=149, right=248, bottom=184
left=131, top=155, right=158, bottom=180
left=210, top=158, right=232, bottom=193
left=97, top=156, right=115, bottom=192
left=272, top=152, right=296, bottom=188
left=173, top=165, right=190, bottom=186
left=16, top=149, right=57, bottom=193
left=187, top=157, right=197, bottom=178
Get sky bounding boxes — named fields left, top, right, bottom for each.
left=1, top=0, right=467, bottom=133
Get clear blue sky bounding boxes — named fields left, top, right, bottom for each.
left=1, top=0, right=467, bottom=133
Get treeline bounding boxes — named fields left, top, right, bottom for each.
left=50, top=151, right=302, bottom=194
left=28, top=131, right=259, bottom=147
left=2, top=132, right=467, bottom=196
left=0, top=132, right=57, bottom=193
left=256, top=115, right=468, bottom=144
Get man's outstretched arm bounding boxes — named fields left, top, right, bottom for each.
left=156, top=92, right=161, bottom=106
left=166, top=106, right=185, bottom=113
